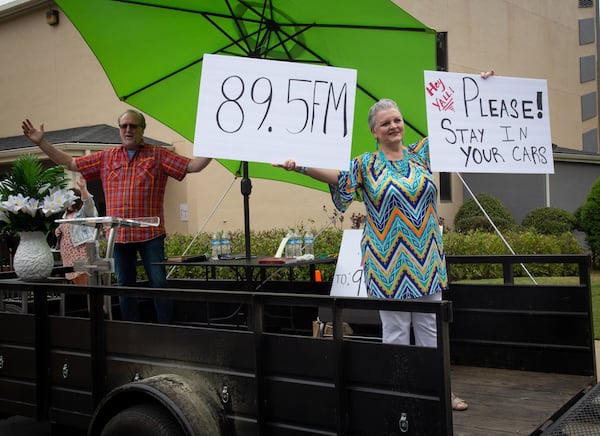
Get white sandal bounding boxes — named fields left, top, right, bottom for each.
left=452, top=392, right=468, bottom=411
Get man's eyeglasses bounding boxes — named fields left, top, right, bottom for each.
left=119, top=123, right=141, bottom=130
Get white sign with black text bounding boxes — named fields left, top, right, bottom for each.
left=194, top=54, right=357, bottom=170
left=424, top=71, right=553, bottom=174
left=330, top=229, right=368, bottom=298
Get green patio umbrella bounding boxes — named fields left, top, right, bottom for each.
left=55, top=0, right=437, bottom=257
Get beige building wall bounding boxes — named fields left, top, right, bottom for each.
left=0, top=0, right=597, bottom=236
left=398, top=0, right=597, bottom=222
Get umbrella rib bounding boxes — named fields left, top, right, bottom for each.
left=201, top=12, right=252, bottom=55
left=239, top=0, right=283, bottom=58
left=120, top=28, right=271, bottom=101
left=223, top=0, right=252, bottom=53
left=278, top=23, right=434, bottom=33
left=252, top=0, right=270, bottom=56
left=263, top=24, right=313, bottom=60
left=114, top=0, right=237, bottom=17
left=271, top=31, right=295, bottom=61
left=114, top=0, right=268, bottom=55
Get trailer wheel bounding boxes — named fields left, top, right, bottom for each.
left=100, top=403, right=184, bottom=436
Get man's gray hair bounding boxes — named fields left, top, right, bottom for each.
left=118, top=109, right=146, bottom=128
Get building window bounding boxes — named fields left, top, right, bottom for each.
left=439, top=172, right=452, bottom=201
left=580, top=55, right=596, bottom=82
left=582, top=92, right=598, bottom=121
left=579, top=18, right=595, bottom=45
left=583, top=129, right=599, bottom=153
left=579, top=0, right=593, bottom=8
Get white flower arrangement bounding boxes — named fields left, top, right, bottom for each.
left=0, top=154, right=77, bottom=234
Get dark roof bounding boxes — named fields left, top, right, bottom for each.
left=553, top=144, right=599, bottom=156
left=0, top=124, right=171, bottom=151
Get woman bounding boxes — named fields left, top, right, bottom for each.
left=55, top=176, right=98, bottom=285
left=276, top=72, right=494, bottom=410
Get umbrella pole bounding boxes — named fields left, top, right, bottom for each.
left=241, top=161, right=253, bottom=285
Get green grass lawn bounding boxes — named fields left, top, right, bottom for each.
left=457, top=273, right=600, bottom=339
left=592, top=271, right=600, bottom=339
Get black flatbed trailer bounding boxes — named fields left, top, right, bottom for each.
left=0, top=254, right=596, bottom=435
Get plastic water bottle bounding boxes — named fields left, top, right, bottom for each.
left=284, top=230, right=293, bottom=257
left=303, top=230, right=314, bottom=256
left=211, top=232, right=221, bottom=259
left=221, top=231, right=231, bottom=255
left=292, top=229, right=302, bottom=257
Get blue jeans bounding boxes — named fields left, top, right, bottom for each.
left=113, top=235, right=173, bottom=324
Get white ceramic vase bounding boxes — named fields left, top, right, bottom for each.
left=13, top=231, right=54, bottom=280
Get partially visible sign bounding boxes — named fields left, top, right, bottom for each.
left=330, top=229, right=368, bottom=297
left=194, top=54, right=357, bottom=170
left=424, top=71, right=554, bottom=174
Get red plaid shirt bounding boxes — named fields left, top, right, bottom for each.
left=76, top=144, right=190, bottom=243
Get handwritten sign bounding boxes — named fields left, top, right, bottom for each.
left=424, top=71, right=554, bottom=174
left=330, top=229, right=368, bottom=297
left=194, top=54, right=357, bottom=170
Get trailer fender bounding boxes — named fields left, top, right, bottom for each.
left=88, top=373, right=223, bottom=436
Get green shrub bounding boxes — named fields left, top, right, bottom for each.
left=443, top=229, right=583, bottom=280
left=453, top=193, right=515, bottom=233
left=126, top=225, right=584, bottom=283
left=579, top=178, right=600, bottom=266
left=521, top=207, right=576, bottom=235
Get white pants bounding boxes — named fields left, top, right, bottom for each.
left=379, top=292, right=442, bottom=347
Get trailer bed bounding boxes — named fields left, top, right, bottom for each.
left=0, top=254, right=595, bottom=435
left=451, top=365, right=593, bottom=435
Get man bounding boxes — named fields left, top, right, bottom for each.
left=22, top=109, right=212, bottom=323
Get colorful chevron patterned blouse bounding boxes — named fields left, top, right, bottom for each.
left=330, top=137, right=448, bottom=300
